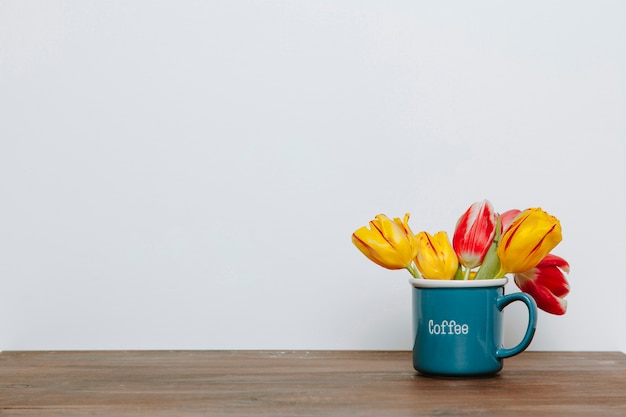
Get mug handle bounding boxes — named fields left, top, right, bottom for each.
left=495, top=292, right=537, bottom=359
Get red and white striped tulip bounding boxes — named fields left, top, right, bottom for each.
left=452, top=200, right=497, bottom=269
left=514, top=254, right=570, bottom=315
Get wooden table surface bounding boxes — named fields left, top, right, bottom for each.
left=1, top=350, right=625, bottom=416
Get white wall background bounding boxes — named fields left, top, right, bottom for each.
left=1, top=1, right=624, bottom=352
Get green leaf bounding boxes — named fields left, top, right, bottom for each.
left=474, top=240, right=501, bottom=279
left=453, top=264, right=464, bottom=280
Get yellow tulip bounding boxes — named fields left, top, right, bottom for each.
left=414, top=231, right=459, bottom=280
left=497, top=207, right=562, bottom=273
left=352, top=213, right=418, bottom=270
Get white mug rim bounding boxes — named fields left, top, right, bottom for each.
left=409, top=277, right=509, bottom=288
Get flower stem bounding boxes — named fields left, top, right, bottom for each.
left=463, top=266, right=471, bottom=280
left=406, top=263, right=422, bottom=279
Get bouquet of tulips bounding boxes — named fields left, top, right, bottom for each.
left=351, top=200, right=570, bottom=315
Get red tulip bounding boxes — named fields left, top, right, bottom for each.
left=453, top=200, right=497, bottom=269
left=514, top=254, right=570, bottom=315
left=500, top=209, right=521, bottom=232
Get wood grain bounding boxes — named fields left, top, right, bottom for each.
left=1, top=351, right=625, bottom=416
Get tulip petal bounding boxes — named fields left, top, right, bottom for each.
left=500, top=209, right=521, bottom=232
left=514, top=254, right=570, bottom=315
left=531, top=254, right=570, bottom=297
left=536, top=253, right=571, bottom=274
left=515, top=274, right=568, bottom=315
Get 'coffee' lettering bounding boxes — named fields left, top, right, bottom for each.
left=428, top=319, right=469, bottom=335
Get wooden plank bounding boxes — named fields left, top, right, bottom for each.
left=1, top=351, right=625, bottom=416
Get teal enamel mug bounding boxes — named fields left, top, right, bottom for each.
left=410, top=277, right=537, bottom=377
